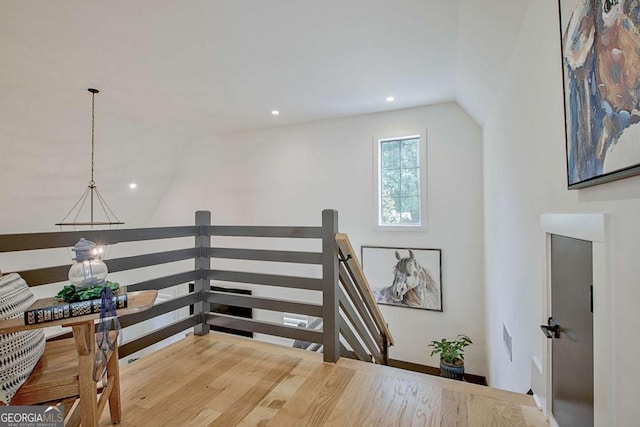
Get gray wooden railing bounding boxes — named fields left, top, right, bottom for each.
left=289, top=234, right=396, bottom=364
left=336, top=233, right=394, bottom=364
left=0, top=209, right=392, bottom=364
left=0, top=225, right=201, bottom=359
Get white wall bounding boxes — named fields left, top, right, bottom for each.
left=150, top=102, right=487, bottom=375
left=484, top=1, right=640, bottom=423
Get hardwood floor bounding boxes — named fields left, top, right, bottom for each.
left=99, top=333, right=548, bottom=426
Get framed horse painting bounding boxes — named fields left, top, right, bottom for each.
left=361, top=246, right=442, bottom=312
left=560, top=0, right=640, bottom=188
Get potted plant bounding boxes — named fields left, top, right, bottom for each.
left=428, top=334, right=472, bottom=381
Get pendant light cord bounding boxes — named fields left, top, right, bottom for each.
left=56, top=87, right=124, bottom=227
left=90, top=90, right=96, bottom=188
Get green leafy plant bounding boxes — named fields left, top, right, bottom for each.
left=55, top=281, right=120, bottom=303
left=428, top=334, right=472, bottom=365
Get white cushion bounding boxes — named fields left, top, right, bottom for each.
left=0, top=273, right=46, bottom=404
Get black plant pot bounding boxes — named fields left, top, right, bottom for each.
left=440, top=359, right=465, bottom=381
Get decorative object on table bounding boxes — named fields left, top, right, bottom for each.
left=428, top=334, right=472, bottom=381
left=94, top=284, right=121, bottom=381
left=362, top=246, right=442, bottom=311
left=68, top=238, right=108, bottom=289
left=559, top=0, right=640, bottom=189
left=56, top=281, right=119, bottom=303
left=0, top=273, right=46, bottom=404
left=24, top=238, right=127, bottom=324
left=56, top=88, right=124, bottom=227
left=24, top=286, right=127, bottom=325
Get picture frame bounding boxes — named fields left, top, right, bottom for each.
left=559, top=0, right=640, bottom=189
left=361, top=246, right=442, bottom=312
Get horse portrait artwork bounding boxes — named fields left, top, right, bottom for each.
left=561, top=0, right=640, bottom=187
left=362, top=247, right=442, bottom=312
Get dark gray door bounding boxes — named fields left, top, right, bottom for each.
left=550, top=234, right=594, bottom=427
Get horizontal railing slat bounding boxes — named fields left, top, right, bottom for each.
left=207, top=270, right=322, bottom=291
left=206, top=291, right=323, bottom=317
left=106, top=248, right=198, bottom=273
left=206, top=313, right=323, bottom=344
left=0, top=226, right=198, bottom=253
left=209, top=248, right=322, bottom=265
left=119, top=315, right=199, bottom=359
left=339, top=291, right=384, bottom=364
left=209, top=226, right=322, bottom=239
left=119, top=293, right=201, bottom=328
left=16, top=265, right=69, bottom=287
left=11, top=248, right=200, bottom=287
left=127, top=271, right=199, bottom=292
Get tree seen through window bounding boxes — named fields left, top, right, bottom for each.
left=380, top=137, right=421, bottom=225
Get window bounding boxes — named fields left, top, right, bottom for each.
left=374, top=130, right=427, bottom=230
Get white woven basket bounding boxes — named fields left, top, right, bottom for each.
left=0, top=273, right=45, bottom=404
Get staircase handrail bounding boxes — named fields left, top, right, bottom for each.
left=335, top=233, right=394, bottom=346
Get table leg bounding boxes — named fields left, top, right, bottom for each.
left=107, top=342, right=122, bottom=423
left=72, top=322, right=98, bottom=427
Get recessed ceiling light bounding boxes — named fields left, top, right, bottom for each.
left=129, top=183, right=137, bottom=189
left=271, top=110, right=280, bottom=116
left=386, top=96, right=395, bottom=102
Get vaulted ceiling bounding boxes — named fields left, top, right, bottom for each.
left=0, top=0, right=532, bottom=231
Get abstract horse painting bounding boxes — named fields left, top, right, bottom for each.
left=363, top=247, right=442, bottom=312
left=560, top=0, right=640, bottom=187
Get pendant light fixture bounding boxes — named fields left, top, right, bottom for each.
left=56, top=88, right=124, bottom=228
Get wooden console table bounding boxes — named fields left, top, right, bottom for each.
left=0, top=290, right=157, bottom=427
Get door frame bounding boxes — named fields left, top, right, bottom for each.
left=540, top=213, right=612, bottom=427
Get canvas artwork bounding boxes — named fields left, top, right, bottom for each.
left=362, top=246, right=442, bottom=312
left=560, top=0, right=640, bottom=188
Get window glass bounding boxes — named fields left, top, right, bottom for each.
left=379, top=137, right=422, bottom=226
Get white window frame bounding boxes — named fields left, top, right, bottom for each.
left=373, top=129, right=427, bottom=231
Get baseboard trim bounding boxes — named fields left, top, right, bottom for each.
left=388, top=358, right=487, bottom=386
left=532, top=393, right=543, bottom=409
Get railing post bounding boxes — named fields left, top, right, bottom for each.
left=322, top=209, right=339, bottom=362
left=382, top=334, right=389, bottom=365
left=194, top=210, right=211, bottom=336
